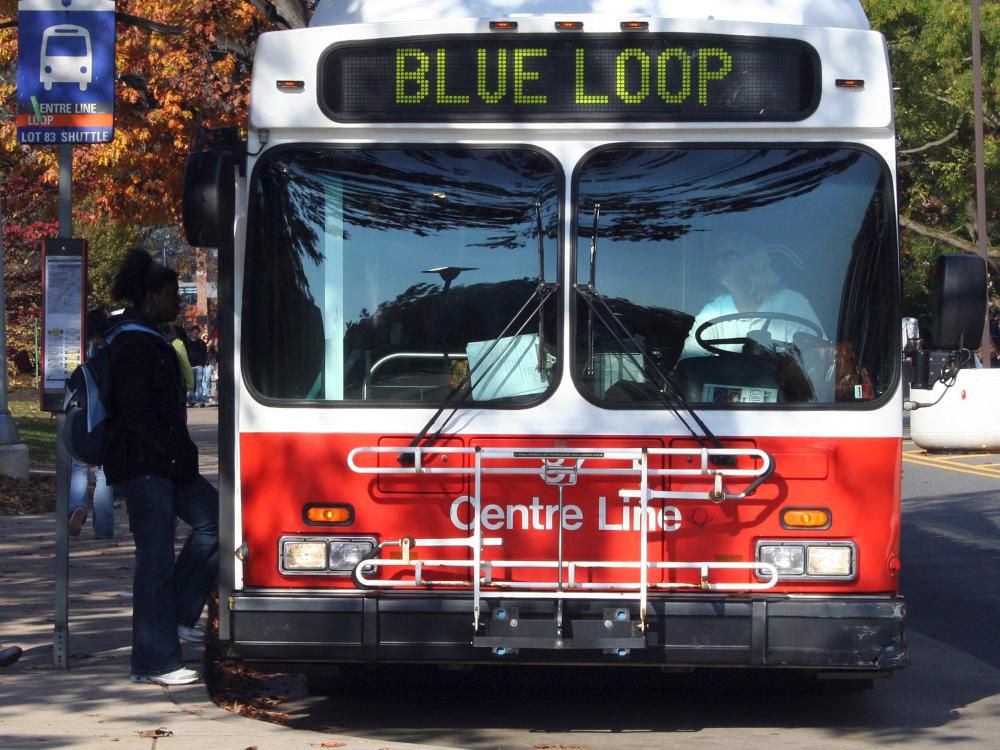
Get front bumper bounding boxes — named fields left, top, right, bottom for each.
left=228, top=593, right=908, bottom=672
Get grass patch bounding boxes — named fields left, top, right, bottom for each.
left=6, top=389, right=57, bottom=469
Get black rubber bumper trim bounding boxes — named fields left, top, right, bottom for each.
left=228, top=593, right=908, bottom=671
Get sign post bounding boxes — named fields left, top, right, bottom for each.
left=18, top=0, right=115, bottom=670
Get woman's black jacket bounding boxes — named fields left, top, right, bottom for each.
left=103, top=311, right=199, bottom=485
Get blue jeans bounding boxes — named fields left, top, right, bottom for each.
left=200, top=364, right=214, bottom=402
left=69, top=458, right=114, bottom=538
left=119, top=474, right=219, bottom=677
left=192, top=365, right=206, bottom=402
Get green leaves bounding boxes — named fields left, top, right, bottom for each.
left=863, top=0, right=998, bottom=316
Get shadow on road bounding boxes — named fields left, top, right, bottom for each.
left=271, top=641, right=999, bottom=749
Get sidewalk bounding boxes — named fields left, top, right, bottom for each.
left=0, top=407, right=459, bottom=750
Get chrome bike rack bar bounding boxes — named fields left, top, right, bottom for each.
left=348, top=444, right=776, bottom=636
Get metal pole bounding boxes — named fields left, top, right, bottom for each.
left=53, top=144, right=73, bottom=670
left=971, top=0, right=991, bottom=365
left=59, top=144, right=73, bottom=236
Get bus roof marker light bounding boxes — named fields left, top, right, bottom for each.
left=836, top=79, right=865, bottom=89
left=620, top=21, right=649, bottom=31
left=489, top=20, right=518, bottom=31
left=277, top=80, right=305, bottom=91
left=555, top=21, right=583, bottom=31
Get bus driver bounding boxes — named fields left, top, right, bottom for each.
left=681, top=236, right=824, bottom=358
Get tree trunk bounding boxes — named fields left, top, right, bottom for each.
left=246, top=0, right=311, bottom=29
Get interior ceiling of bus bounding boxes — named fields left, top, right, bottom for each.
left=310, top=0, right=870, bottom=30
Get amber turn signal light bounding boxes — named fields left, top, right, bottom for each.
left=304, top=504, right=353, bottom=525
left=781, top=508, right=830, bottom=529
left=555, top=21, right=583, bottom=30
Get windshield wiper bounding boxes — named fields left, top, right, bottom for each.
left=399, top=203, right=558, bottom=465
left=535, top=201, right=547, bottom=374
left=575, top=204, right=736, bottom=469
left=585, top=203, right=600, bottom=375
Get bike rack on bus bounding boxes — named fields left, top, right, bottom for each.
left=347, top=445, right=778, bottom=645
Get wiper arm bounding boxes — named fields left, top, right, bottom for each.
left=399, top=279, right=559, bottom=466
left=585, top=203, right=600, bottom=375
left=574, top=283, right=734, bottom=464
left=535, top=201, right=547, bottom=374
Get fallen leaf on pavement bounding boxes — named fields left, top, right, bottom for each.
left=137, top=727, right=173, bottom=738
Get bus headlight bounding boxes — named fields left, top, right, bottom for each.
left=329, top=540, right=375, bottom=571
left=279, top=536, right=377, bottom=575
left=282, top=539, right=328, bottom=571
left=758, top=544, right=805, bottom=575
left=756, top=540, right=855, bottom=580
left=806, top=545, right=853, bottom=576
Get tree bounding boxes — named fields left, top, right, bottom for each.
left=863, top=1, right=999, bottom=318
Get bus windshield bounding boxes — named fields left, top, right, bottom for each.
left=244, top=147, right=561, bottom=404
left=574, top=146, right=897, bottom=407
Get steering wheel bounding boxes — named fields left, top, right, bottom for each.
left=695, top=312, right=823, bottom=356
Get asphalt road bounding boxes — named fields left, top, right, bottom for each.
left=898, top=443, right=1000, bottom=669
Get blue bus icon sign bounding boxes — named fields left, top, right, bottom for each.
left=17, top=0, right=115, bottom=145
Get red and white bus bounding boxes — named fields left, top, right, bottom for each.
left=183, top=0, right=943, bottom=684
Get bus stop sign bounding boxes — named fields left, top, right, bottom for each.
left=16, top=0, right=115, bottom=146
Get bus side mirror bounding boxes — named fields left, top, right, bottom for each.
left=182, top=150, right=235, bottom=248
left=928, top=253, right=986, bottom=350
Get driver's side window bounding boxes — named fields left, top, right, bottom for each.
left=574, top=145, right=896, bottom=407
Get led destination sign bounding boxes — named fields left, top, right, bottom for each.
left=321, top=33, right=820, bottom=122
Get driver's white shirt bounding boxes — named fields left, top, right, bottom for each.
left=681, top=288, right=824, bottom=357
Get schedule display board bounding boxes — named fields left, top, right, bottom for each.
left=321, top=33, right=820, bottom=123
left=40, top=238, right=86, bottom=412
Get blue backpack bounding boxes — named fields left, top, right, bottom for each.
left=61, top=323, right=164, bottom=466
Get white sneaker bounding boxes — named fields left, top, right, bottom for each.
left=131, top=667, right=200, bottom=685
left=177, top=625, right=204, bottom=643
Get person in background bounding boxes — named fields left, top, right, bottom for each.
left=105, top=248, right=219, bottom=687
left=161, top=324, right=195, bottom=403
left=68, top=307, right=116, bottom=539
left=199, top=332, right=215, bottom=405
left=186, top=325, right=209, bottom=405
left=208, top=328, right=220, bottom=402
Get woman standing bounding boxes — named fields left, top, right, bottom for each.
left=105, top=248, right=219, bottom=686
